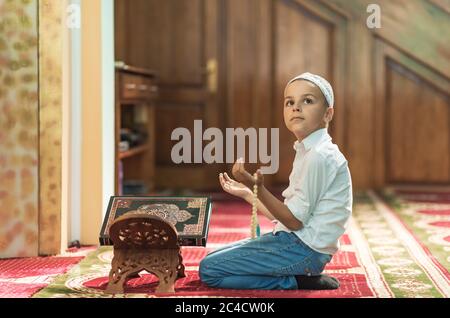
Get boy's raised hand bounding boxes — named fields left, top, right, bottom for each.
left=219, top=172, right=252, bottom=200
left=232, top=158, right=264, bottom=188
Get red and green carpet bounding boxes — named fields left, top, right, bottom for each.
left=0, top=256, right=84, bottom=298
left=1, top=190, right=449, bottom=298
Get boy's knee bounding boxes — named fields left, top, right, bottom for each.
left=199, top=256, right=220, bottom=286
left=199, top=257, right=212, bottom=279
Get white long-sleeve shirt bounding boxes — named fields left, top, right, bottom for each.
left=273, top=128, right=353, bottom=255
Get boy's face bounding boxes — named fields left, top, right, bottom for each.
left=283, top=79, right=333, bottom=141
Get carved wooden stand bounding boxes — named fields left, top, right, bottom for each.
left=105, top=212, right=185, bottom=294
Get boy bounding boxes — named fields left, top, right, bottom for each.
left=199, top=72, right=353, bottom=290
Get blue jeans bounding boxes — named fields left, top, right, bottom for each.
left=199, top=231, right=332, bottom=290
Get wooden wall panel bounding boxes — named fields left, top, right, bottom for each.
left=226, top=0, right=258, bottom=129
left=155, top=105, right=204, bottom=165
left=114, top=0, right=128, bottom=62
left=116, top=0, right=450, bottom=190
left=374, top=39, right=450, bottom=186
left=222, top=0, right=277, bottom=182
left=344, top=20, right=375, bottom=189
left=387, top=63, right=449, bottom=183
left=325, top=0, right=450, bottom=188
left=171, top=0, right=203, bottom=85
left=273, top=0, right=334, bottom=184
left=126, top=0, right=204, bottom=85
left=224, top=0, right=347, bottom=186
left=327, top=0, right=450, bottom=79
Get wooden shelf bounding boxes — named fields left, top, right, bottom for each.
left=115, top=65, right=156, bottom=195
left=119, top=144, right=149, bottom=160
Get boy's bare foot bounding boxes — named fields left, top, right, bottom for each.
left=295, top=274, right=340, bottom=290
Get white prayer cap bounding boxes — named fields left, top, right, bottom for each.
left=286, top=72, right=334, bottom=108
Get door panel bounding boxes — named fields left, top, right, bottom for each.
left=374, top=39, right=450, bottom=186
left=127, top=0, right=204, bottom=85
left=386, top=61, right=450, bottom=183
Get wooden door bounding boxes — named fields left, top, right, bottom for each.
left=115, top=0, right=225, bottom=190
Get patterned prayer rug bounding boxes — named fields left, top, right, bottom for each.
left=352, top=191, right=448, bottom=297
left=0, top=255, right=85, bottom=298
left=376, top=188, right=450, bottom=294
left=7, top=191, right=449, bottom=298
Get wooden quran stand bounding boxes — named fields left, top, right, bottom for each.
left=105, top=211, right=185, bottom=294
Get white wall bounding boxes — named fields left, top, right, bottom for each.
left=69, top=0, right=82, bottom=244
left=66, top=0, right=115, bottom=246
left=101, top=0, right=115, bottom=218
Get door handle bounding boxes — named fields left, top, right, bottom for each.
left=206, top=58, right=218, bottom=94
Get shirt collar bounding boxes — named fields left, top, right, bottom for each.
left=293, top=128, right=331, bottom=152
